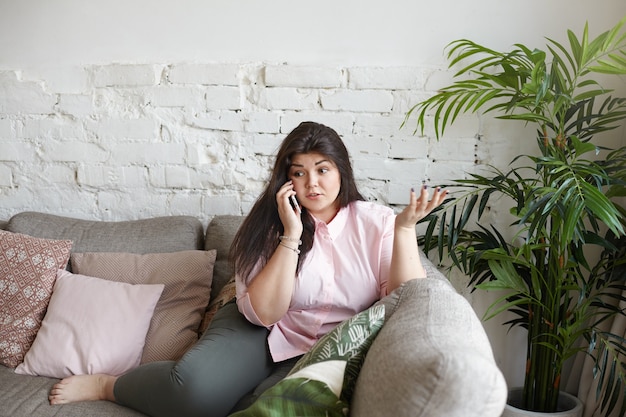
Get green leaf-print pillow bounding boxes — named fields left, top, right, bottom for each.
left=229, top=304, right=385, bottom=417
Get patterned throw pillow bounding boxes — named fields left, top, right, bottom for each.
left=230, top=304, right=385, bottom=417
left=0, top=231, right=73, bottom=368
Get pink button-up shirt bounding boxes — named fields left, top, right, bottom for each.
left=235, top=200, right=395, bottom=362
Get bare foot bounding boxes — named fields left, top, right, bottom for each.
left=49, top=374, right=117, bottom=405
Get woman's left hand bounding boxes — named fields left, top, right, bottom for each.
left=396, top=186, right=447, bottom=229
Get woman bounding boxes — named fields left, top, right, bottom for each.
left=49, top=121, right=446, bottom=417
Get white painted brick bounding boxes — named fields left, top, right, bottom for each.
left=97, top=190, right=169, bottom=219
left=392, top=90, right=432, bottom=115
left=38, top=164, right=75, bottom=185
left=87, top=118, right=159, bottom=140
left=147, top=86, right=205, bottom=108
left=23, top=67, right=89, bottom=94
left=424, top=68, right=457, bottom=92
left=353, top=157, right=427, bottom=181
left=429, top=136, right=477, bottom=162
left=0, top=119, right=13, bottom=138
left=77, top=165, right=147, bottom=188
left=42, top=141, right=108, bottom=162
left=92, top=64, right=161, bottom=87
left=0, top=72, right=57, bottom=114
left=244, top=113, right=281, bottom=134
left=232, top=157, right=272, bottom=188
left=92, top=89, right=148, bottom=118
left=206, top=86, right=241, bottom=110
left=169, top=192, right=203, bottom=215
left=187, top=133, right=229, bottom=166
left=112, top=143, right=186, bottom=165
left=261, top=87, right=319, bottom=111
left=389, top=137, right=429, bottom=159
left=248, top=133, right=283, bottom=156
left=163, top=165, right=196, bottom=188
left=353, top=114, right=407, bottom=136
left=0, top=186, right=36, bottom=209
left=265, top=66, right=343, bottom=88
left=428, top=160, right=476, bottom=181
left=168, top=63, right=240, bottom=86
left=189, top=111, right=244, bottom=132
left=202, top=195, right=240, bottom=216
left=387, top=181, right=424, bottom=205
left=198, top=166, right=228, bottom=188
left=57, top=94, right=95, bottom=117
left=0, top=61, right=517, bottom=224
left=221, top=167, right=248, bottom=188
left=22, top=117, right=85, bottom=139
left=280, top=112, right=355, bottom=137
left=348, top=67, right=427, bottom=90
left=0, top=141, right=37, bottom=162
left=342, top=135, right=389, bottom=158
left=320, top=90, right=393, bottom=113
left=0, top=165, right=13, bottom=186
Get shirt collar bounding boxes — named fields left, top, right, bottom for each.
left=311, top=203, right=350, bottom=239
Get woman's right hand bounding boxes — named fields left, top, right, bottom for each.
left=277, top=180, right=303, bottom=238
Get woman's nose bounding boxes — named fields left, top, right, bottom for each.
left=306, top=174, right=317, bottom=188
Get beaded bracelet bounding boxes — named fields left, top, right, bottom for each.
left=279, top=242, right=300, bottom=254
left=279, top=236, right=302, bottom=246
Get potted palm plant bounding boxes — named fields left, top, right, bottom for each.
left=405, top=17, right=626, bottom=416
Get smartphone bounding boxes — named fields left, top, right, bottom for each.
left=289, top=195, right=301, bottom=214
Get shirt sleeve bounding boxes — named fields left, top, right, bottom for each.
left=235, top=262, right=271, bottom=328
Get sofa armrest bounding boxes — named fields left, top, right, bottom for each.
left=352, top=276, right=507, bottom=417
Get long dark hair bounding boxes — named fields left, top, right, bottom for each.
left=230, top=121, right=364, bottom=281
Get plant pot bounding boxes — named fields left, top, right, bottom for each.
left=502, top=387, right=583, bottom=417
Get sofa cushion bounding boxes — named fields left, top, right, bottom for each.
left=0, top=364, right=148, bottom=417
left=204, top=215, right=244, bottom=296
left=351, top=277, right=508, bottom=417
left=6, top=212, right=204, bottom=257
left=71, top=250, right=216, bottom=363
left=0, top=231, right=72, bottom=368
left=15, top=269, right=163, bottom=378
left=230, top=303, right=385, bottom=417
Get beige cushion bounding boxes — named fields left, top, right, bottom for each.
left=351, top=278, right=508, bottom=417
left=71, top=250, right=216, bottom=363
left=0, top=231, right=72, bottom=368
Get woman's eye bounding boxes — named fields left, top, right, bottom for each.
left=293, top=171, right=304, bottom=177
left=319, top=167, right=329, bottom=174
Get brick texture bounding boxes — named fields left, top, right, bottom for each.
left=0, top=63, right=483, bottom=226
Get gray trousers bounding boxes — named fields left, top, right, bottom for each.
left=113, top=302, right=298, bottom=417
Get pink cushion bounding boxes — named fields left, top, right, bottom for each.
left=71, top=250, right=216, bottom=363
left=0, top=231, right=72, bottom=368
left=15, top=269, right=163, bottom=378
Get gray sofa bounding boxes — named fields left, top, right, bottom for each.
left=0, top=211, right=508, bottom=417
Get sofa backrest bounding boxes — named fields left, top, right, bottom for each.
left=204, top=215, right=244, bottom=295
left=4, top=211, right=243, bottom=297
left=6, top=212, right=205, bottom=254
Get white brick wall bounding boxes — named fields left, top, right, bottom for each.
left=0, top=62, right=487, bottom=226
